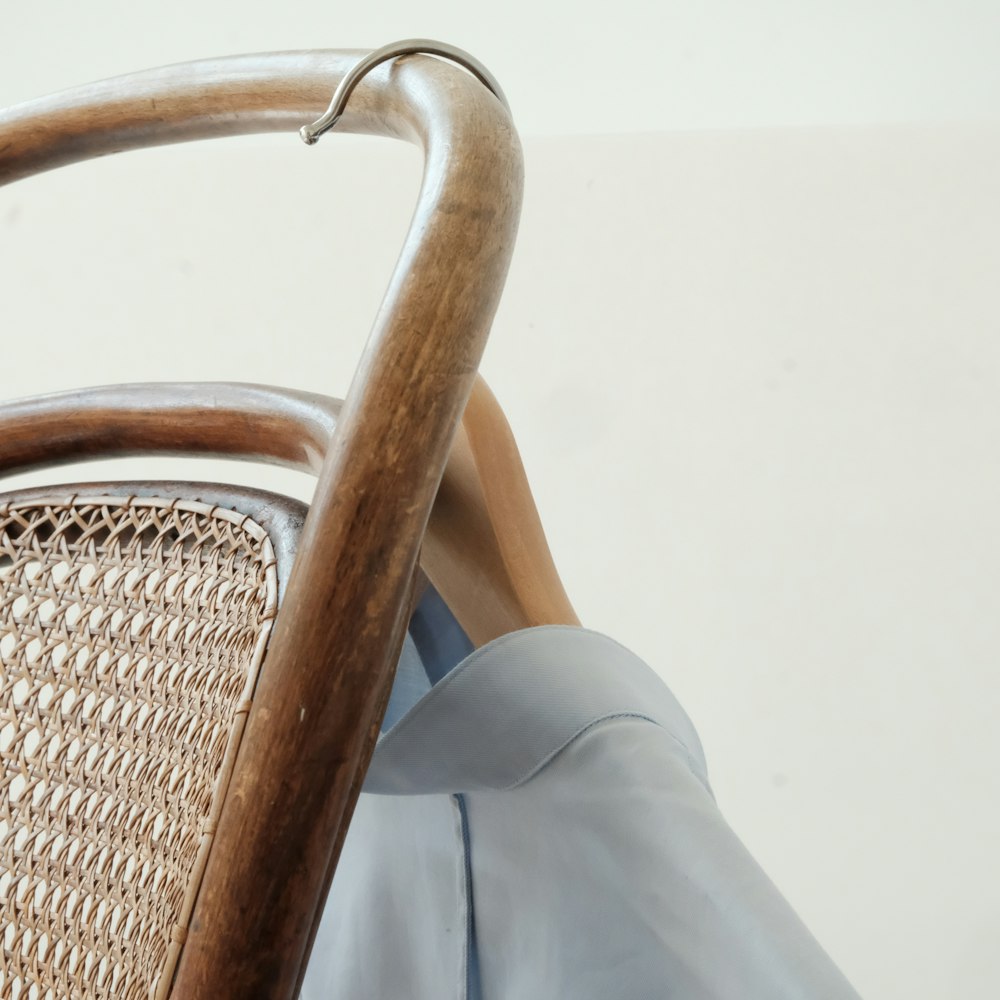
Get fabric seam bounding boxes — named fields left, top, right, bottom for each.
left=500, top=712, right=712, bottom=796
left=375, top=626, right=703, bottom=767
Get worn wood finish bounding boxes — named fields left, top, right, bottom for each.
left=0, top=383, right=338, bottom=476
left=0, top=50, right=523, bottom=997
left=0, top=51, right=408, bottom=184
left=0, top=377, right=578, bottom=645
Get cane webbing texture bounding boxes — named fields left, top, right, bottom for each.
left=0, top=495, right=278, bottom=1000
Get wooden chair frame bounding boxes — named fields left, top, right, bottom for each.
left=0, top=50, right=522, bottom=996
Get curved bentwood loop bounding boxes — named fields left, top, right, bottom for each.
left=0, top=383, right=340, bottom=479
left=0, top=47, right=523, bottom=998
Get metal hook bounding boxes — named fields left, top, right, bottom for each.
left=299, top=39, right=509, bottom=145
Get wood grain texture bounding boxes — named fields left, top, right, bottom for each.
left=0, top=383, right=338, bottom=477
left=0, top=49, right=523, bottom=997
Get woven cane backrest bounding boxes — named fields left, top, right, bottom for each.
left=0, top=494, right=277, bottom=1000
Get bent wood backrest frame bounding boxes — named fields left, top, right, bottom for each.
left=0, top=50, right=523, bottom=996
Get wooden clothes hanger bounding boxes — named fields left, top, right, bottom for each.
left=429, top=375, right=579, bottom=645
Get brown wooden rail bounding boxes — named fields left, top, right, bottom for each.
left=0, top=382, right=337, bottom=476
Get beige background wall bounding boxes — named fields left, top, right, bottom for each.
left=3, top=5, right=1000, bottom=997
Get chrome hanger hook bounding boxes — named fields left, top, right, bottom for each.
left=299, top=39, right=509, bottom=145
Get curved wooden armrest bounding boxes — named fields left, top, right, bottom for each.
left=0, top=382, right=339, bottom=475
left=0, top=50, right=521, bottom=997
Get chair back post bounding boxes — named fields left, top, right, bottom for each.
left=0, top=50, right=523, bottom=997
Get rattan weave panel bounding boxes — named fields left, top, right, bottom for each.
left=0, top=495, right=277, bottom=1000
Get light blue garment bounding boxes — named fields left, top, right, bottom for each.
left=382, top=585, right=475, bottom=731
left=303, top=595, right=862, bottom=1000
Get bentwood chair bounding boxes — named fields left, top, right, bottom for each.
left=0, top=44, right=537, bottom=998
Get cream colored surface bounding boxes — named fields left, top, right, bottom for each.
left=2, top=1, right=1000, bottom=135
left=2, top=29, right=999, bottom=1000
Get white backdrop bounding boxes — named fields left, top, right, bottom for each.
left=3, top=1, right=1000, bottom=135
left=3, top=5, right=1000, bottom=998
